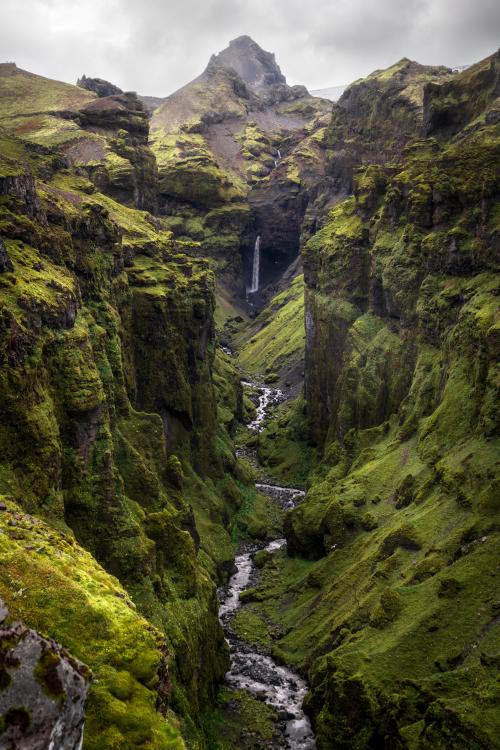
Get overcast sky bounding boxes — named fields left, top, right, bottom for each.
left=1, top=0, right=499, bottom=95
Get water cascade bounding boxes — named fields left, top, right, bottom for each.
left=218, top=379, right=316, bottom=749
left=248, top=235, right=261, bottom=294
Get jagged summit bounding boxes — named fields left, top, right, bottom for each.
left=77, top=74, right=123, bottom=98
left=365, top=56, right=452, bottom=83
left=207, top=35, right=287, bottom=93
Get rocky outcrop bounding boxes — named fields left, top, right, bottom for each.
left=208, top=35, right=288, bottom=101
left=0, top=238, right=13, bottom=273
left=0, top=599, right=91, bottom=750
left=0, top=124, right=241, bottom=747
left=77, top=92, right=158, bottom=211
left=423, top=48, right=500, bottom=136
left=78, top=93, right=148, bottom=135
left=318, top=58, right=453, bottom=201
left=77, top=74, right=123, bottom=98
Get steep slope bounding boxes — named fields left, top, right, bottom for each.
left=149, top=36, right=331, bottom=296
left=0, top=68, right=254, bottom=746
left=225, top=49, right=499, bottom=750
left=235, top=273, right=305, bottom=387
left=0, top=500, right=184, bottom=750
left=278, top=50, right=500, bottom=748
left=0, top=63, right=158, bottom=211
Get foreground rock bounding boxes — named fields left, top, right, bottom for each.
left=0, top=599, right=91, bottom=749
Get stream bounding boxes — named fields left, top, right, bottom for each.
left=218, top=379, right=316, bottom=750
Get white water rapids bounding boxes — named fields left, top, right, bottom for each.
left=218, top=381, right=316, bottom=749
left=241, top=381, right=285, bottom=431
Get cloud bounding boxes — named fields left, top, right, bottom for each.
left=0, top=0, right=498, bottom=94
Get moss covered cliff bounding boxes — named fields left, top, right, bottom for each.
left=280, top=50, right=500, bottom=748
left=0, top=66, right=250, bottom=747
left=148, top=36, right=330, bottom=295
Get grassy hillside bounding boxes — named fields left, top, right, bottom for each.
left=235, top=273, right=305, bottom=384
left=237, top=51, right=500, bottom=750
left=0, top=99, right=254, bottom=747
left=0, top=497, right=185, bottom=750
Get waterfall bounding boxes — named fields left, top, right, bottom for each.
left=249, top=235, right=260, bottom=294
left=277, top=148, right=281, bottom=159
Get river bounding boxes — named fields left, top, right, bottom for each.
left=218, top=380, right=316, bottom=750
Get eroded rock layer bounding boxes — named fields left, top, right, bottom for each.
left=284, top=49, right=500, bottom=749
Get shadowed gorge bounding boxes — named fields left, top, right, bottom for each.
left=0, top=31, right=499, bottom=750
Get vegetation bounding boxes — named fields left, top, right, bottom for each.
left=0, top=498, right=185, bottom=749
left=235, top=274, right=305, bottom=384
left=0, top=36, right=499, bottom=750
left=282, top=50, right=500, bottom=749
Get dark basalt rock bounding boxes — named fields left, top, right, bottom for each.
left=209, top=35, right=287, bottom=94
left=78, top=92, right=149, bottom=135
left=0, top=238, right=13, bottom=273
left=423, top=49, right=500, bottom=137
left=0, top=598, right=91, bottom=750
left=77, top=74, right=123, bottom=98
left=77, top=93, right=158, bottom=211
left=0, top=172, right=45, bottom=221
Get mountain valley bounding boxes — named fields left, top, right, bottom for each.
left=0, top=35, right=498, bottom=750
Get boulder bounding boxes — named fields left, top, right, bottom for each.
left=0, top=598, right=91, bottom=750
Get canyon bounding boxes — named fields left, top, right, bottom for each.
left=0, top=34, right=499, bottom=750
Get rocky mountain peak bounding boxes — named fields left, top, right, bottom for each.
left=208, top=35, right=287, bottom=93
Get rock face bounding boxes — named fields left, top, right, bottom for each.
left=77, top=74, right=123, bottom=98
left=323, top=58, right=453, bottom=198
left=303, top=52, right=499, bottom=446
left=0, top=64, right=158, bottom=212
left=0, top=599, right=91, bottom=750
left=281, top=51, right=500, bottom=749
left=76, top=92, right=158, bottom=211
left=209, top=35, right=287, bottom=97
left=0, top=499, right=186, bottom=749
left=423, top=48, right=500, bottom=136
left=0, top=66, right=244, bottom=748
left=149, top=36, right=331, bottom=295
left=1, top=37, right=499, bottom=750
left=0, top=238, right=13, bottom=273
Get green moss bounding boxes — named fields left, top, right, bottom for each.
left=255, top=396, right=316, bottom=486
left=231, top=607, right=271, bottom=650
left=0, top=64, right=94, bottom=118
left=150, top=129, right=245, bottom=207
left=34, top=648, right=64, bottom=701
left=284, top=55, right=500, bottom=748
left=0, top=499, right=185, bottom=749
left=231, top=481, right=283, bottom=544
left=205, top=687, right=279, bottom=748
left=369, top=588, right=403, bottom=628
left=0, top=706, right=32, bottom=735
left=235, top=274, right=305, bottom=380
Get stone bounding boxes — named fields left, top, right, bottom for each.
left=0, top=238, right=13, bottom=273
left=77, top=74, right=123, bottom=97
left=0, top=598, right=91, bottom=750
